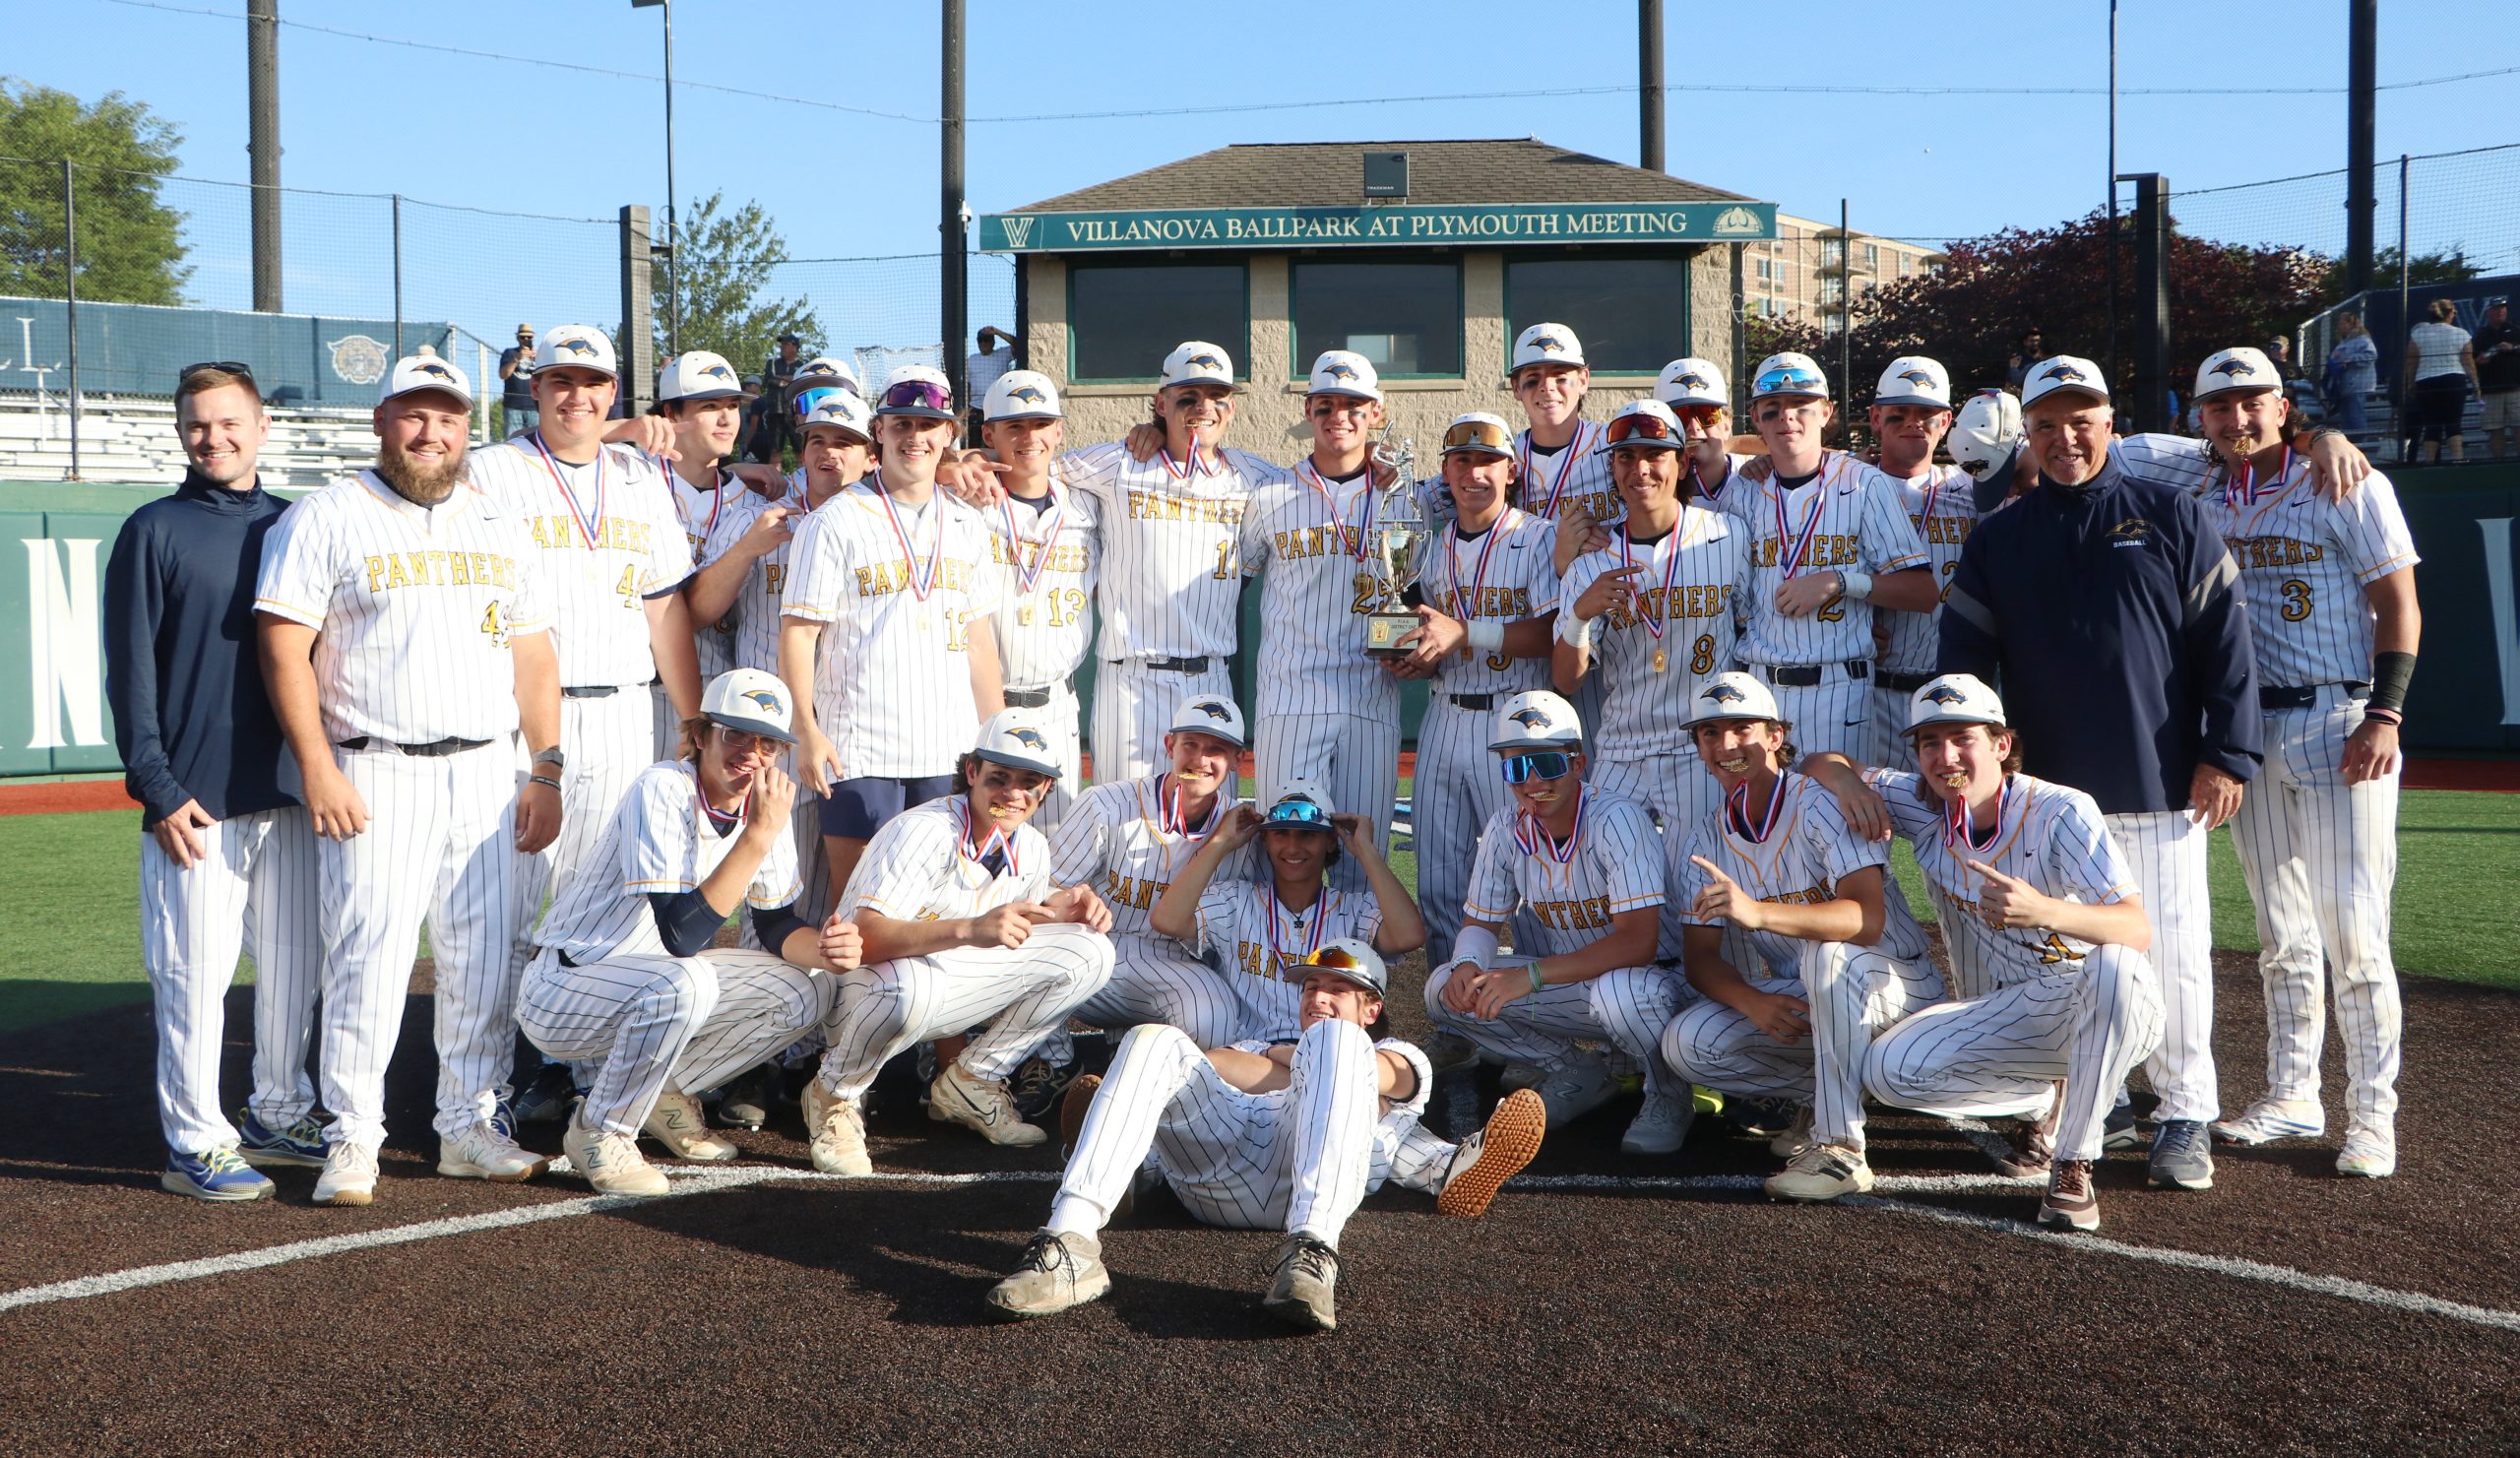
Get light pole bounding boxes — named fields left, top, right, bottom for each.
left=632, top=0, right=679, bottom=353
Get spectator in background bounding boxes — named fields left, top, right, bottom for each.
left=498, top=324, right=537, bottom=438
left=2401, top=297, right=2478, bottom=465
left=965, top=326, right=1019, bottom=443
left=754, top=333, right=805, bottom=465
left=735, top=373, right=767, bottom=462
left=2266, top=336, right=2303, bottom=384
left=2324, top=313, right=2378, bottom=434
left=2004, top=328, right=2045, bottom=391
left=2476, top=296, right=2519, bottom=462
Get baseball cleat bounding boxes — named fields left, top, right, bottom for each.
left=235, top=1110, right=329, bottom=1169
left=1768, top=1104, right=1815, bottom=1159
left=2039, top=1159, right=2101, bottom=1232
left=1532, top=1055, right=1615, bottom=1129
left=565, top=1115, right=670, bottom=1197
left=2212, top=1098, right=2325, bottom=1146
left=1992, top=1082, right=2061, bottom=1179
left=1261, top=1233, right=1339, bottom=1332
left=2336, top=1121, right=2397, bottom=1178
left=644, top=1089, right=737, bottom=1162
left=803, top=1077, right=872, bottom=1177
left=1690, top=1084, right=1726, bottom=1116
left=1009, top=1053, right=1080, bottom=1123
left=1437, top=1089, right=1545, bottom=1218
left=2146, top=1118, right=2215, bottom=1190
left=986, top=1230, right=1110, bottom=1320
left=715, top=1064, right=777, bottom=1131
left=1057, top=1073, right=1103, bottom=1160
left=929, top=1062, right=1048, bottom=1147
left=437, top=1121, right=549, bottom=1182
left=1619, top=1088, right=1695, bottom=1156
left=1498, top=1062, right=1545, bottom=1095
left=162, top=1147, right=276, bottom=1203
left=314, top=1141, right=380, bottom=1207
left=513, top=1061, right=581, bottom=1126
left=1765, top=1141, right=1874, bottom=1202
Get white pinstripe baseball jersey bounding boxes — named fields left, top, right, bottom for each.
left=783, top=479, right=1002, bottom=779
left=987, top=475, right=1101, bottom=689
left=2200, top=458, right=2420, bottom=687
left=1517, top=423, right=1617, bottom=526
left=1190, top=881, right=1382, bottom=987
left=465, top=437, right=694, bottom=689
left=1046, top=773, right=1252, bottom=940
left=1861, top=769, right=2138, bottom=995
left=1716, top=452, right=1929, bottom=666
left=2112, top=431, right=2220, bottom=491
left=843, top=795, right=1052, bottom=921
left=1241, top=463, right=1406, bottom=721
left=1878, top=464, right=1980, bottom=673
left=533, top=760, right=801, bottom=966
left=672, top=461, right=748, bottom=681
left=1559, top=506, right=1750, bottom=759
left=1063, top=442, right=1277, bottom=661
left=663, top=460, right=742, bottom=565
left=253, top=472, right=551, bottom=745
left=1461, top=788, right=1666, bottom=957
left=1675, top=770, right=1931, bottom=971
left=697, top=479, right=811, bottom=677
left=1420, top=507, right=1561, bottom=697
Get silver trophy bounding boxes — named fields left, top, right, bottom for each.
left=1362, top=430, right=1426, bottom=658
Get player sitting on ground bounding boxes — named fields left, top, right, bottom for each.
left=983, top=941, right=1547, bottom=1332
left=1420, top=691, right=1684, bottom=1152
left=803, top=712, right=1115, bottom=1173
left=1660, top=672, right=1944, bottom=1201
left=1801, top=674, right=2165, bottom=1232
left=1151, top=782, right=1425, bottom=1043
left=517, top=669, right=865, bottom=1195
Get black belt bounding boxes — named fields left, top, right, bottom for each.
left=2262, top=681, right=2367, bottom=711
left=337, top=735, right=491, bottom=757
left=1760, top=661, right=1869, bottom=688
left=1126, top=656, right=1211, bottom=674
left=1002, top=687, right=1052, bottom=708
left=1875, top=668, right=1934, bottom=695
left=562, top=685, right=620, bottom=699
left=1446, top=693, right=1495, bottom=711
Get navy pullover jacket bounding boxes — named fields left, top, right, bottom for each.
left=1938, top=450, right=2261, bottom=815
left=104, top=470, right=300, bottom=828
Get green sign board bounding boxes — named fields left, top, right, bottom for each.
left=979, top=201, right=1778, bottom=254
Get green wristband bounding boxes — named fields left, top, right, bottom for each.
left=1528, top=963, right=1545, bottom=995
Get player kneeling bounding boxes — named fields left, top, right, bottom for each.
left=1661, top=673, right=1944, bottom=1201
left=804, top=713, right=1116, bottom=1173
left=518, top=670, right=865, bottom=1195
left=985, top=941, right=1545, bottom=1332
left=1805, top=675, right=2165, bottom=1233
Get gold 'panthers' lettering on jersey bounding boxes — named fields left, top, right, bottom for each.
left=1270, top=523, right=1372, bottom=561
left=1914, top=514, right=1976, bottom=547
left=525, top=515, right=655, bottom=555
left=2222, top=535, right=2328, bottom=569
left=363, top=550, right=522, bottom=595
left=988, top=534, right=1092, bottom=575
left=1603, top=582, right=1732, bottom=631
left=1526, top=894, right=1617, bottom=932
left=852, top=556, right=983, bottom=598
left=1101, top=871, right=1169, bottom=913
left=1452, top=584, right=1538, bottom=619
left=1752, top=534, right=1862, bottom=569
left=1127, top=489, right=1245, bottom=526
left=1229, top=938, right=1281, bottom=981
left=1761, top=884, right=1834, bottom=908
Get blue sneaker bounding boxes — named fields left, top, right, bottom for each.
left=236, top=1110, right=329, bottom=1168
left=163, top=1147, right=277, bottom=1202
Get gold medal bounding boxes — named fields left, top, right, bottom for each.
left=1653, top=647, right=1669, bottom=673
left=1017, top=604, right=1037, bottom=627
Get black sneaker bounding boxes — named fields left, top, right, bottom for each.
left=1010, top=1053, right=1079, bottom=1122
left=513, top=1061, right=580, bottom=1126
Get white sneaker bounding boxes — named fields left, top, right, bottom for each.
left=1769, top=1104, right=1815, bottom=1158
left=929, top=1062, right=1048, bottom=1147
left=1533, top=1055, right=1616, bottom=1129
left=2213, top=1097, right=2326, bottom=1145
left=437, top=1121, right=548, bottom=1182
left=1620, top=1089, right=1695, bottom=1156
left=314, top=1141, right=380, bottom=1207
left=644, top=1089, right=737, bottom=1162
left=803, top=1078, right=873, bottom=1176
left=1765, top=1141, right=1874, bottom=1202
left=2337, top=1120, right=2397, bottom=1178
left=564, top=1115, right=670, bottom=1196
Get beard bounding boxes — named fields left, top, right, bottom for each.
left=375, top=434, right=466, bottom=506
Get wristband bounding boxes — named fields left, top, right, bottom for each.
left=528, top=774, right=562, bottom=792
left=1452, top=925, right=1500, bottom=971
left=1556, top=611, right=1597, bottom=650
left=1467, top=619, right=1505, bottom=654
left=1838, top=569, right=1873, bottom=602
left=1528, top=963, right=1545, bottom=994
left=2368, top=650, right=2416, bottom=715
left=2362, top=708, right=2403, bottom=728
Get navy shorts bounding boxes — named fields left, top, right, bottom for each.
left=821, top=774, right=956, bottom=840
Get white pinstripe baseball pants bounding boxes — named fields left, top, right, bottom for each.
left=137, top=806, right=321, bottom=1154
left=2108, top=809, right=2217, bottom=1123
left=1253, top=711, right=1403, bottom=894
left=1090, top=661, right=1233, bottom=786
left=1661, top=938, right=1944, bottom=1151
left=516, top=946, right=833, bottom=1138
left=1870, top=684, right=1926, bottom=773
left=1589, top=749, right=1723, bottom=960
left=1412, top=698, right=1520, bottom=968
left=1422, top=958, right=1683, bottom=1096
left=528, top=691, right=657, bottom=920
left=1046, top=1019, right=1382, bottom=1245
left=316, top=741, right=531, bottom=1147
left=2231, top=695, right=2403, bottom=1123
left=1071, top=932, right=1249, bottom=1050
left=1863, top=946, right=2166, bottom=1163
left=816, top=921, right=1114, bottom=1100
left=1753, top=668, right=1873, bottom=761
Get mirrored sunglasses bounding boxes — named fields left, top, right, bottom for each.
left=1605, top=412, right=1683, bottom=446
left=1500, top=751, right=1575, bottom=784
left=1297, top=945, right=1367, bottom=972
left=879, top=380, right=953, bottom=414
left=1264, top=797, right=1334, bottom=830
left=1443, top=419, right=1515, bottom=454
left=1754, top=365, right=1825, bottom=397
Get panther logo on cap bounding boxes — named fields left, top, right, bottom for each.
left=2038, top=361, right=2090, bottom=384
left=2209, top=357, right=2259, bottom=379
left=554, top=338, right=599, bottom=359
left=800, top=362, right=841, bottom=377
left=1508, top=708, right=1553, bottom=730
left=1191, top=701, right=1231, bottom=722
left=1530, top=335, right=1567, bottom=354
left=740, top=688, right=784, bottom=713
left=411, top=361, right=459, bottom=383
left=1322, top=361, right=1360, bottom=382
left=1704, top=682, right=1748, bottom=706
left=701, top=362, right=736, bottom=382
left=1896, top=368, right=1937, bottom=387
left=1186, top=352, right=1226, bottom=373
left=1922, top=684, right=1969, bottom=706
left=1008, top=728, right=1049, bottom=751
left=1675, top=371, right=1713, bottom=392
left=1009, top=384, right=1049, bottom=406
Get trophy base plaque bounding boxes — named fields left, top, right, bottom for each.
left=1364, top=611, right=1420, bottom=658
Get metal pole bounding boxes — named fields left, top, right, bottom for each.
left=2346, top=0, right=2377, bottom=295
left=1838, top=198, right=1852, bottom=405
left=391, top=194, right=404, bottom=358
left=2123, top=171, right=2170, bottom=436
left=662, top=0, right=679, bottom=352
left=2107, top=0, right=2119, bottom=387
left=2396, top=153, right=2411, bottom=352
left=62, top=158, right=80, bottom=481
left=1638, top=0, right=1665, bottom=172
left=941, top=0, right=968, bottom=407
left=619, top=205, right=658, bottom=415
left=247, top=0, right=284, bottom=312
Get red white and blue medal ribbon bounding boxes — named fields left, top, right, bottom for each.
left=1512, top=784, right=1588, bottom=864
left=1727, top=772, right=1789, bottom=844
left=1915, top=466, right=1946, bottom=535
left=1944, top=775, right=2012, bottom=857
left=1160, top=443, right=1207, bottom=482
left=1618, top=523, right=1687, bottom=649
left=872, top=475, right=944, bottom=604
left=1299, top=460, right=1375, bottom=560
left=1266, top=886, right=1333, bottom=976
left=1446, top=512, right=1506, bottom=619
left=1772, top=455, right=1832, bottom=580
left=1519, top=421, right=1593, bottom=517
left=953, top=798, right=1017, bottom=876
left=530, top=431, right=607, bottom=550
left=1158, top=776, right=1222, bottom=843
left=2223, top=444, right=2295, bottom=512
left=996, top=484, right=1068, bottom=599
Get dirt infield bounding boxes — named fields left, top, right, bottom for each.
left=0, top=950, right=2512, bottom=1454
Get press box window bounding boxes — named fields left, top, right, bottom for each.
left=1068, top=262, right=1246, bottom=382
left=1291, top=259, right=1463, bottom=378
left=1505, top=256, right=1690, bottom=375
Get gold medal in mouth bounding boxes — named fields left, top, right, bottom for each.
left=1940, top=771, right=1972, bottom=790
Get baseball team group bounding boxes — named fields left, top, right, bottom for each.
left=104, top=308, right=2419, bottom=1332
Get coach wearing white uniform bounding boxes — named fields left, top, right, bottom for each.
left=255, top=356, right=563, bottom=1207
left=979, top=370, right=1100, bottom=831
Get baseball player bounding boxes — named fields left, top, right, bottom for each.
left=978, top=369, right=1100, bottom=831
left=1503, top=323, right=1613, bottom=549
left=105, top=361, right=322, bottom=1201
left=254, top=355, right=562, bottom=1207
left=984, top=941, right=1549, bottom=1331
left=802, top=712, right=1115, bottom=1174
left=1660, top=671, right=1943, bottom=1200
left=1800, top=675, right=2165, bottom=1232
left=653, top=350, right=753, bottom=705
left=1420, top=691, right=1685, bottom=1152
left=1153, top=781, right=1424, bottom=1043
left=2184, top=348, right=2418, bottom=1179
left=1553, top=399, right=1753, bottom=955
left=1860, top=357, right=1979, bottom=770
left=1715, top=353, right=1938, bottom=760
left=781, top=365, right=1007, bottom=904
left=1654, top=357, right=1759, bottom=510
left=1383, top=412, right=1560, bottom=968
left=1046, top=694, right=1257, bottom=1049
left=518, top=669, right=866, bottom=1194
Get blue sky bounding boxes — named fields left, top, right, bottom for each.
left=12, top=0, right=2516, bottom=354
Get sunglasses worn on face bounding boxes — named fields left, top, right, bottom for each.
left=1501, top=751, right=1575, bottom=784
left=1606, top=413, right=1683, bottom=446
left=880, top=380, right=953, bottom=413
left=1265, top=797, right=1334, bottom=830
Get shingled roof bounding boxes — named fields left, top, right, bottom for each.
left=1012, top=138, right=1754, bottom=212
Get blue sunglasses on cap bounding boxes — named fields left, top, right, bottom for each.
left=1500, top=751, right=1576, bottom=785
left=1264, top=797, right=1334, bottom=829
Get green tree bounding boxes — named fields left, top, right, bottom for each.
left=2315, top=245, right=2482, bottom=307
left=0, top=82, right=190, bottom=304
left=655, top=191, right=819, bottom=370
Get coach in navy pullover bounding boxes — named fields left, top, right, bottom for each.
left=1938, top=444, right=2260, bottom=815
